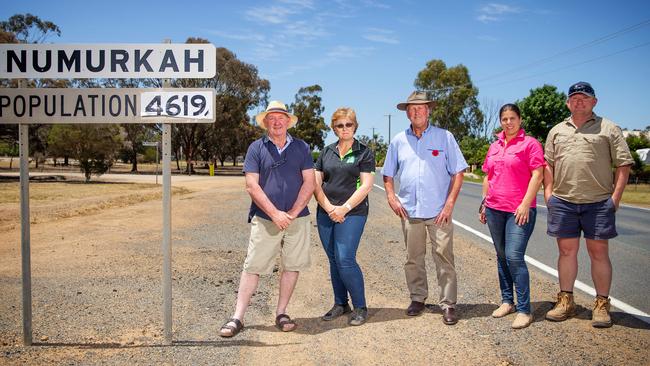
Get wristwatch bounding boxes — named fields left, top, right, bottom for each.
left=344, top=203, right=352, bottom=211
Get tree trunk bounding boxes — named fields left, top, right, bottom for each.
left=231, top=153, right=238, bottom=166
left=131, top=148, right=138, bottom=172
left=64, top=156, right=69, bottom=166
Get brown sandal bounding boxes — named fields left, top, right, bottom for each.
left=275, top=313, right=297, bottom=332
left=219, top=318, right=244, bottom=338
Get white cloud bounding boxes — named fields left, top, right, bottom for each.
left=361, top=0, right=390, bottom=9
left=283, top=21, right=328, bottom=39
left=326, top=45, right=375, bottom=59
left=245, top=6, right=297, bottom=24
left=278, top=0, right=315, bottom=9
left=362, top=27, right=399, bottom=44
left=206, top=30, right=266, bottom=43
left=476, top=3, right=521, bottom=23
left=477, top=35, right=498, bottom=42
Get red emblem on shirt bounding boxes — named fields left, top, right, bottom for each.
left=432, top=150, right=439, bottom=156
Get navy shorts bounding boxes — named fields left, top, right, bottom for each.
left=546, top=195, right=617, bottom=240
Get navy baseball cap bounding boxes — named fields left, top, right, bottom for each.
left=568, top=82, right=595, bottom=98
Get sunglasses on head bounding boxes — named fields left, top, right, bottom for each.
left=334, top=122, right=354, bottom=129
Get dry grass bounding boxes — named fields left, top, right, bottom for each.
left=0, top=180, right=191, bottom=231
left=622, top=183, right=650, bottom=208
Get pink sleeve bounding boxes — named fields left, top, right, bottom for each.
left=527, top=138, right=545, bottom=171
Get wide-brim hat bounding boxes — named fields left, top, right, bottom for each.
left=396, top=91, right=436, bottom=111
left=254, top=101, right=298, bottom=130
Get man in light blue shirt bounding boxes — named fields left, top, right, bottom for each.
left=382, top=91, right=468, bottom=325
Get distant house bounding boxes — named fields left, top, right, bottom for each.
left=637, top=148, right=650, bottom=165
left=622, top=129, right=650, bottom=139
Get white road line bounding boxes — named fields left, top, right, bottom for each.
left=373, top=183, right=650, bottom=324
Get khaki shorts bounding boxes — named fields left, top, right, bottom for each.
left=242, top=215, right=311, bottom=275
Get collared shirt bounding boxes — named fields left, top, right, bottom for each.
left=315, top=139, right=375, bottom=216
left=545, top=113, right=633, bottom=204
left=243, top=133, right=313, bottom=222
left=382, top=125, right=468, bottom=218
left=271, top=134, right=293, bottom=154
left=482, top=129, right=545, bottom=212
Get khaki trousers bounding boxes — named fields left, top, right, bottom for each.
left=401, top=218, right=457, bottom=308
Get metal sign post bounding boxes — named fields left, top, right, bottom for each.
left=19, top=123, right=32, bottom=346
left=161, top=61, right=173, bottom=344
left=18, top=82, right=32, bottom=346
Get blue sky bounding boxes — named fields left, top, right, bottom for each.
left=2, top=0, right=649, bottom=145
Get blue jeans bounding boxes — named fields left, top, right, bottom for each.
left=485, top=207, right=536, bottom=314
left=316, top=209, right=367, bottom=308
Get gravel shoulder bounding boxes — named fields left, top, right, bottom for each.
left=0, top=175, right=648, bottom=365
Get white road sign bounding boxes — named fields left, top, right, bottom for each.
left=0, top=88, right=215, bottom=124
left=0, top=44, right=216, bottom=79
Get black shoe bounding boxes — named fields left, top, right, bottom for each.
left=349, top=307, right=368, bottom=326
left=322, top=304, right=352, bottom=321
left=407, top=301, right=425, bottom=316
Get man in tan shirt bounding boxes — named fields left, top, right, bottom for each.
left=543, top=81, right=633, bottom=328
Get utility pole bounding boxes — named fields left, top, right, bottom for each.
left=384, top=114, right=392, bottom=143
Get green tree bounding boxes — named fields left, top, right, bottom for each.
left=459, top=135, right=490, bottom=170
left=177, top=41, right=269, bottom=171
left=47, top=124, right=76, bottom=166
left=516, top=85, right=570, bottom=143
left=358, top=134, right=388, bottom=166
left=626, top=134, right=650, bottom=151
left=1, top=13, right=65, bottom=168
left=630, top=151, right=645, bottom=182
left=0, top=13, right=60, bottom=43
left=414, top=59, right=484, bottom=138
left=47, top=124, right=122, bottom=182
left=288, top=85, right=329, bottom=150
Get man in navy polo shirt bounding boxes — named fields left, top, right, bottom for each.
left=219, top=101, right=315, bottom=338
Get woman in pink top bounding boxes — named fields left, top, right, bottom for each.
left=479, top=103, right=545, bottom=329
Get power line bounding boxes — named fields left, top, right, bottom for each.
left=476, top=18, right=650, bottom=83
left=482, top=40, right=650, bottom=88
left=414, top=19, right=650, bottom=97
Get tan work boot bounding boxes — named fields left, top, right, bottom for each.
left=492, top=303, right=516, bottom=318
left=511, top=313, right=533, bottom=329
left=592, top=296, right=613, bottom=328
left=545, top=291, right=577, bottom=321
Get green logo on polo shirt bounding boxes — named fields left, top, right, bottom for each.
left=346, top=155, right=355, bottom=163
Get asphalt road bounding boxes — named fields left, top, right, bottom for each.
left=373, top=174, right=650, bottom=320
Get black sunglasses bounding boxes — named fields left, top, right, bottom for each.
left=334, top=122, right=355, bottom=129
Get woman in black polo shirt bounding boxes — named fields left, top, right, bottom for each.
left=314, top=107, right=375, bottom=326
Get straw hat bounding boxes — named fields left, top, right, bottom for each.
left=254, top=101, right=298, bottom=129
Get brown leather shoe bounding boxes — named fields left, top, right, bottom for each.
left=442, top=307, right=458, bottom=325
left=406, top=301, right=425, bottom=316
